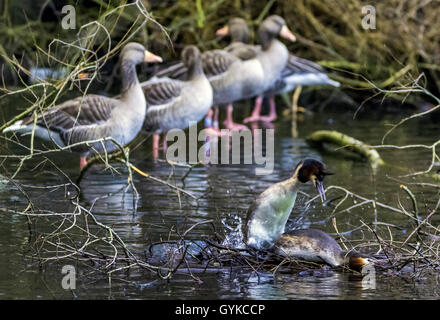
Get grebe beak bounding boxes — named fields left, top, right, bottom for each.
left=216, top=25, right=229, bottom=36
left=279, top=25, right=296, bottom=42
left=144, top=50, right=163, bottom=63
left=315, top=180, right=326, bottom=202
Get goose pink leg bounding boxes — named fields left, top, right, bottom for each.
left=80, top=156, right=88, bottom=170
left=162, top=134, right=168, bottom=152
left=243, top=95, right=277, bottom=123
left=153, top=133, right=160, bottom=159
left=223, top=104, right=248, bottom=131
left=205, top=107, right=229, bottom=136
left=213, top=106, right=219, bottom=131
left=243, top=96, right=263, bottom=123
left=258, top=95, right=277, bottom=122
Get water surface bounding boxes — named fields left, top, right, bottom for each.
left=0, top=98, right=439, bottom=299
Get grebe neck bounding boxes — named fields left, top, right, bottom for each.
left=245, top=175, right=301, bottom=250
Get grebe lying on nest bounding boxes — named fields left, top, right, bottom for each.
left=243, top=159, right=369, bottom=269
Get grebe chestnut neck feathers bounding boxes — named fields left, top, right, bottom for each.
left=243, top=159, right=369, bottom=269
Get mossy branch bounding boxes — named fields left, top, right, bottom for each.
left=306, top=130, right=385, bottom=167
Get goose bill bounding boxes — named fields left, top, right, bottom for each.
left=144, top=51, right=163, bottom=63
left=279, top=25, right=296, bottom=42
left=216, top=25, right=229, bottom=36
left=315, top=180, right=326, bottom=202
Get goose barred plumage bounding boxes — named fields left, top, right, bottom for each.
left=3, top=42, right=162, bottom=169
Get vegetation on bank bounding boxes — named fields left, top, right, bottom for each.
left=1, top=0, right=439, bottom=102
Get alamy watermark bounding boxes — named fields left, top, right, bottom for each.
left=61, top=265, right=76, bottom=290
left=362, top=5, right=376, bottom=30
left=361, top=264, right=376, bottom=290
left=61, top=5, right=76, bottom=30
left=165, top=122, right=274, bottom=176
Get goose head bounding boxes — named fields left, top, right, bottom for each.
left=120, top=42, right=163, bottom=65
left=181, top=45, right=201, bottom=67
left=181, top=45, right=204, bottom=78
left=294, top=159, right=333, bottom=202
left=259, top=15, right=296, bottom=49
left=216, top=17, right=250, bottom=43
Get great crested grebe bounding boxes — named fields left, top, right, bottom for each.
left=274, top=229, right=368, bottom=269
left=243, top=158, right=369, bottom=269
left=3, top=43, right=162, bottom=170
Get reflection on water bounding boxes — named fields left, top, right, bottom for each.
left=0, top=101, right=439, bottom=299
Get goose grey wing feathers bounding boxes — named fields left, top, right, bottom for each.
left=23, top=95, right=118, bottom=133
left=142, top=78, right=184, bottom=106
left=281, top=55, right=325, bottom=78
left=224, top=42, right=259, bottom=61
left=152, top=50, right=238, bottom=80
left=200, top=50, right=238, bottom=77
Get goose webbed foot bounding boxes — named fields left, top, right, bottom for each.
left=243, top=96, right=264, bottom=124
left=243, top=115, right=261, bottom=123
left=244, top=96, right=277, bottom=123
left=204, top=127, right=231, bottom=137
left=244, top=114, right=277, bottom=123
left=223, top=103, right=249, bottom=131
left=223, top=120, right=249, bottom=131
left=256, top=114, right=277, bottom=122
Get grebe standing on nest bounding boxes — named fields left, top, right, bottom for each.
left=243, top=159, right=369, bottom=269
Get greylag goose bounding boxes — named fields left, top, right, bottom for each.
left=216, top=17, right=340, bottom=123
left=141, top=45, right=213, bottom=158
left=243, top=159, right=369, bottom=269
left=245, top=56, right=340, bottom=123
left=153, top=15, right=296, bottom=131
left=3, top=42, right=162, bottom=169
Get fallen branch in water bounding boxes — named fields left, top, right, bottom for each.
left=129, top=163, right=197, bottom=200
left=306, top=130, right=385, bottom=167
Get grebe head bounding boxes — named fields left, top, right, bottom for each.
left=345, top=251, right=370, bottom=270
left=295, top=159, right=333, bottom=202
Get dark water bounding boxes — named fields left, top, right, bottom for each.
left=1, top=98, right=439, bottom=299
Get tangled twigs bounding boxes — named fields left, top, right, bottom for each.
left=400, top=185, right=420, bottom=226
left=400, top=197, right=440, bottom=249
left=129, top=163, right=197, bottom=200
left=75, top=137, right=196, bottom=202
